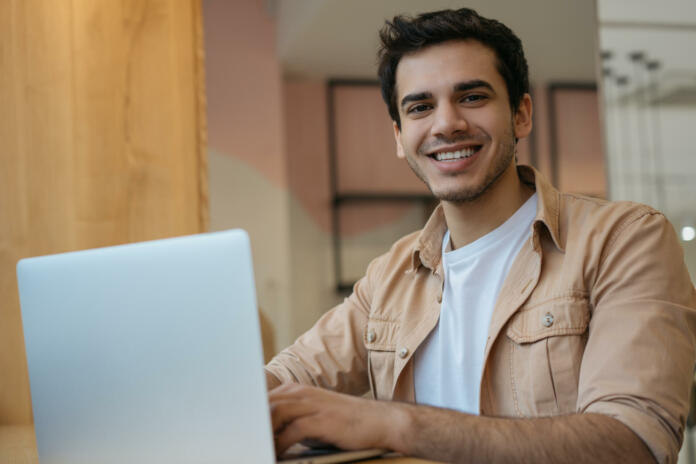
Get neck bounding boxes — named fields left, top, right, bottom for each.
left=442, top=163, right=533, bottom=249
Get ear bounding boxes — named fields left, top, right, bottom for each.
left=393, top=121, right=406, bottom=159
left=513, top=93, right=533, bottom=140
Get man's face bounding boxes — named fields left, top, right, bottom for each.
left=392, top=40, right=532, bottom=202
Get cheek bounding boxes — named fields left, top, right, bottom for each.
left=475, top=105, right=514, bottom=135
left=479, top=117, right=514, bottom=143
left=401, top=123, right=428, bottom=152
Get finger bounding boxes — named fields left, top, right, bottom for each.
left=269, top=382, right=298, bottom=395
left=275, top=415, right=325, bottom=456
left=270, top=399, right=318, bottom=434
left=269, top=383, right=316, bottom=401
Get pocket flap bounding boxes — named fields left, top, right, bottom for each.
left=506, top=298, right=590, bottom=344
left=364, top=318, right=399, bottom=351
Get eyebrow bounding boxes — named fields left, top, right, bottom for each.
left=400, top=91, right=432, bottom=108
left=454, top=79, right=494, bottom=93
left=400, top=79, right=495, bottom=109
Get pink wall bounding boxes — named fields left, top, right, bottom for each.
left=284, top=80, right=332, bottom=232
left=554, top=89, right=606, bottom=196
left=203, top=0, right=287, bottom=188
left=284, top=82, right=426, bottom=236
left=530, top=84, right=554, bottom=180
left=281, top=80, right=603, bottom=236
left=333, top=86, right=430, bottom=194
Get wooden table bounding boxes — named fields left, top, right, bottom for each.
left=0, top=425, right=439, bottom=463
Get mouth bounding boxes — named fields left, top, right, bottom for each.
left=428, top=145, right=482, bottom=162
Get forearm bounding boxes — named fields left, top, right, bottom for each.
left=263, top=296, right=371, bottom=393
left=389, top=404, right=655, bottom=464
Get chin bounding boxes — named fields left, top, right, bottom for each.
left=431, top=176, right=496, bottom=202
left=436, top=191, right=485, bottom=203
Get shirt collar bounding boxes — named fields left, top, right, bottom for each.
left=409, top=165, right=564, bottom=273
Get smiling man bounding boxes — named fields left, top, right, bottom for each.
left=265, top=9, right=696, bottom=464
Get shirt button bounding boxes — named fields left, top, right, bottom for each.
left=367, top=329, right=376, bottom=343
left=542, top=313, right=554, bottom=327
left=398, top=347, right=409, bottom=358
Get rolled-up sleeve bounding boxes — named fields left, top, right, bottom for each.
left=264, top=252, right=387, bottom=395
left=579, top=211, right=696, bottom=464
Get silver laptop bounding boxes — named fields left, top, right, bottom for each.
left=17, top=230, right=384, bottom=464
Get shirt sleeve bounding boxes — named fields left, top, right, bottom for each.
left=264, top=252, right=387, bottom=395
left=578, top=210, right=696, bottom=464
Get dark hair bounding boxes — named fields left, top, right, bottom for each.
left=377, top=8, right=529, bottom=128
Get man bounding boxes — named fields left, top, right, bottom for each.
left=265, top=8, right=696, bottom=463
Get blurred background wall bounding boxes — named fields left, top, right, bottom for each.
left=597, top=0, right=696, bottom=280
left=203, top=0, right=295, bottom=350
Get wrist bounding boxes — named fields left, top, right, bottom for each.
left=382, top=401, right=415, bottom=454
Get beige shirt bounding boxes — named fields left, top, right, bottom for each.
left=265, top=166, right=696, bottom=464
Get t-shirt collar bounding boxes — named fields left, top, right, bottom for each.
left=410, top=165, right=564, bottom=273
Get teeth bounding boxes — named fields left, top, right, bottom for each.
left=435, top=148, right=475, bottom=161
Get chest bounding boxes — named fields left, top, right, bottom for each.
left=366, top=238, right=592, bottom=418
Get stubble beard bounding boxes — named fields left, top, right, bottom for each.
left=406, top=125, right=517, bottom=203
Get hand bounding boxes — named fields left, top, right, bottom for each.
left=268, top=383, right=400, bottom=456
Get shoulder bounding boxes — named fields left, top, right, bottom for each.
left=558, top=192, right=667, bottom=246
left=553, top=193, right=692, bottom=305
left=364, top=229, right=424, bottom=282
left=355, top=227, right=438, bottom=319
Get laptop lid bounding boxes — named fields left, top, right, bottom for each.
left=17, top=229, right=275, bottom=464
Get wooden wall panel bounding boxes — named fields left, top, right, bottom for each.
left=0, top=0, right=208, bottom=425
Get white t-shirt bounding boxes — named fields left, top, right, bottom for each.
left=413, top=193, right=538, bottom=414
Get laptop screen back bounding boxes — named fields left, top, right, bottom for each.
left=17, top=230, right=275, bottom=464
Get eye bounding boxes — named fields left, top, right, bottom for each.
left=460, top=94, right=487, bottom=104
left=407, top=103, right=432, bottom=114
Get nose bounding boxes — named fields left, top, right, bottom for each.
left=430, top=102, right=468, bottom=138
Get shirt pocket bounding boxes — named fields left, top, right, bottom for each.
left=364, top=318, right=399, bottom=400
left=505, top=297, right=590, bottom=416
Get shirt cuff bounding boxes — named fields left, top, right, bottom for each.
left=264, top=352, right=317, bottom=386
left=585, top=399, right=682, bottom=464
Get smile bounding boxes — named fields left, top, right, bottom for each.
left=430, top=146, right=481, bottom=161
